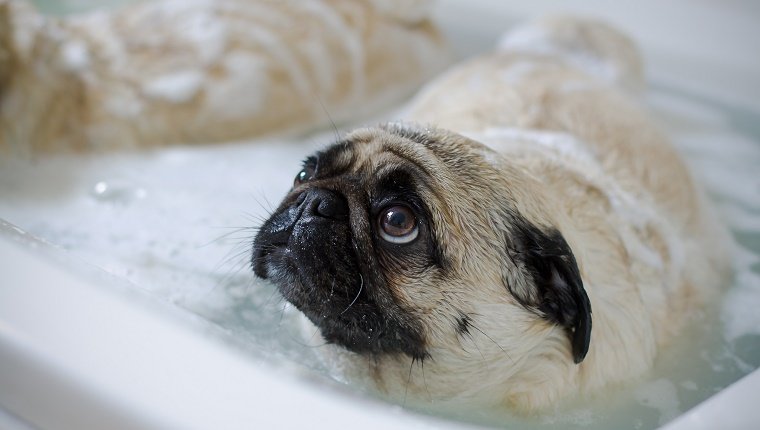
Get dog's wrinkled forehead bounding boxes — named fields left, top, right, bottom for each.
left=315, top=124, right=496, bottom=191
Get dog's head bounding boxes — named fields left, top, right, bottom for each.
left=252, top=124, right=591, bottom=370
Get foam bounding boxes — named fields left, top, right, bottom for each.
left=499, top=23, right=621, bottom=85
left=634, top=379, right=681, bottom=426
left=142, top=71, right=203, bottom=103
left=466, top=126, right=679, bottom=273
left=59, top=40, right=90, bottom=72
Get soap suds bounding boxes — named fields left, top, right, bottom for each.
left=466, top=126, right=680, bottom=274
left=142, top=71, right=204, bottom=103
left=59, top=40, right=91, bottom=72
left=634, top=379, right=681, bottom=425
left=499, top=23, right=620, bottom=85
left=500, top=61, right=539, bottom=84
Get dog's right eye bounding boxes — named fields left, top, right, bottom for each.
left=378, top=205, right=419, bottom=244
left=294, top=165, right=315, bottom=187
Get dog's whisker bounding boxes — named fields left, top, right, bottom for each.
left=466, top=328, right=492, bottom=373
left=340, top=274, right=363, bottom=315
left=469, top=322, right=514, bottom=365
left=241, top=215, right=268, bottom=228
left=263, top=283, right=283, bottom=308
left=216, top=258, right=258, bottom=289
left=315, top=94, right=342, bottom=145
left=308, top=325, right=322, bottom=343
left=213, top=245, right=258, bottom=284
left=249, top=193, right=275, bottom=218
left=197, top=226, right=257, bottom=250
left=420, top=357, right=432, bottom=402
left=403, top=356, right=416, bottom=407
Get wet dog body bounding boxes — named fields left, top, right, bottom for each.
left=252, top=17, right=731, bottom=411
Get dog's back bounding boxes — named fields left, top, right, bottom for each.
left=405, top=16, right=733, bottom=394
left=409, top=17, right=694, bottom=230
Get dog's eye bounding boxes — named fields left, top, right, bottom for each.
left=294, top=165, right=315, bottom=187
left=378, top=205, right=418, bottom=244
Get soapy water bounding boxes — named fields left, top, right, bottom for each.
left=3, top=1, right=758, bottom=428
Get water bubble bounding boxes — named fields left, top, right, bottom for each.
left=90, top=180, right=147, bottom=205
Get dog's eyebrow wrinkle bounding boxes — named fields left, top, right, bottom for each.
left=384, top=123, right=439, bottom=149
left=373, top=162, right=435, bottom=197
left=314, top=139, right=356, bottom=178
left=381, top=146, right=437, bottom=182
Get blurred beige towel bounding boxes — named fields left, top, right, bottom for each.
left=0, top=0, right=450, bottom=153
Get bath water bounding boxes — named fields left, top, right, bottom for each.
left=4, top=0, right=759, bottom=428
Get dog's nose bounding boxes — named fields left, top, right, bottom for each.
left=302, top=188, right=349, bottom=220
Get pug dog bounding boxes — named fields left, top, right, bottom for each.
left=251, top=16, right=732, bottom=412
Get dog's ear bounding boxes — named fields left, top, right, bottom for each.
left=506, top=223, right=592, bottom=364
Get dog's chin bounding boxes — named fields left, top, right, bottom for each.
left=254, top=246, right=323, bottom=314
left=255, top=244, right=429, bottom=359
left=254, top=246, right=290, bottom=283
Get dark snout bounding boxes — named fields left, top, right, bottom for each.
left=252, top=188, right=349, bottom=280
left=253, top=185, right=377, bottom=344
left=305, top=188, right=349, bottom=221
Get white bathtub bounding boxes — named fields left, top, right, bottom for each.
left=2, top=1, right=760, bottom=428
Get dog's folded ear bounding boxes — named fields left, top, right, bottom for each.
left=507, top=223, right=592, bottom=364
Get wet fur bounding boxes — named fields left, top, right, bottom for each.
left=252, top=16, right=732, bottom=412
